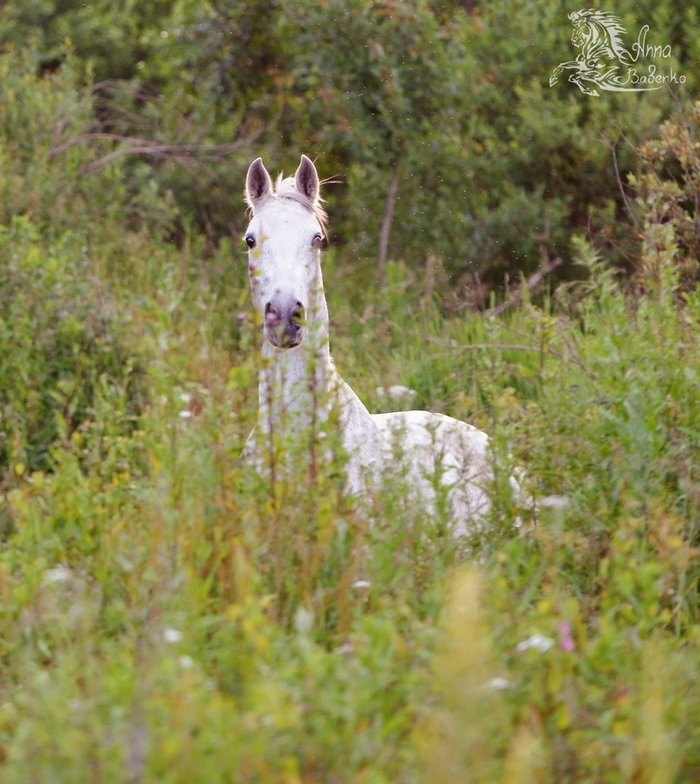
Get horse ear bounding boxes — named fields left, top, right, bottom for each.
left=294, top=154, right=320, bottom=204
left=245, top=157, right=273, bottom=210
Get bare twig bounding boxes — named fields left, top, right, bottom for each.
left=487, top=256, right=563, bottom=316
left=429, top=340, right=551, bottom=353
left=378, top=167, right=399, bottom=287
left=493, top=321, right=598, bottom=381
left=425, top=336, right=598, bottom=380
left=48, top=132, right=252, bottom=174
left=611, top=141, right=639, bottom=229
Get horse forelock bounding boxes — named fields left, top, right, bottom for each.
left=273, top=175, right=329, bottom=234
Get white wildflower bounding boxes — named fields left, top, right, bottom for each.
left=540, top=495, right=571, bottom=510
left=375, top=385, right=418, bottom=407
left=163, top=628, right=183, bottom=644
left=515, top=634, right=554, bottom=653
left=294, top=607, right=314, bottom=636
left=43, top=565, right=73, bottom=585
left=485, top=676, right=512, bottom=690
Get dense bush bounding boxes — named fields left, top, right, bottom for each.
left=2, top=1, right=696, bottom=286
left=0, top=218, right=145, bottom=482
left=630, top=100, right=700, bottom=292
left=0, top=49, right=171, bottom=487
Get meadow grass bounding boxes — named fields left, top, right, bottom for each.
left=0, top=210, right=697, bottom=782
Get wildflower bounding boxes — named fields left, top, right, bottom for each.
left=352, top=579, right=371, bottom=590
left=294, top=607, right=313, bottom=636
left=515, top=634, right=554, bottom=653
left=163, top=628, right=183, bottom=644
left=540, top=495, right=571, bottom=510
left=485, top=676, right=511, bottom=690
left=375, top=385, right=418, bottom=407
left=558, top=621, right=575, bottom=652
left=43, top=565, right=73, bottom=585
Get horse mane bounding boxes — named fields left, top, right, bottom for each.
left=576, top=9, right=633, bottom=62
left=273, top=174, right=329, bottom=235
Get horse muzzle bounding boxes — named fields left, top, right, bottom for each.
left=264, top=300, right=305, bottom=349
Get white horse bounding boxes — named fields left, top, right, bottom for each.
left=243, top=155, right=517, bottom=536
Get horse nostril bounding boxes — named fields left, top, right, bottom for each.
left=264, top=302, right=281, bottom=326
left=291, top=302, right=305, bottom=327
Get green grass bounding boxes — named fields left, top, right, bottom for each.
left=0, top=210, right=697, bottom=782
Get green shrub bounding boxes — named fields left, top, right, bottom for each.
left=0, top=217, right=145, bottom=482
left=630, top=100, right=700, bottom=293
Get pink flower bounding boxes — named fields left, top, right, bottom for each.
left=558, top=621, right=575, bottom=652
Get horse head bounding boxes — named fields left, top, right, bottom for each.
left=244, top=155, right=328, bottom=350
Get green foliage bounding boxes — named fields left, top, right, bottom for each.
left=0, top=0, right=177, bottom=80
left=3, top=1, right=695, bottom=284
left=0, top=217, right=145, bottom=484
left=0, top=48, right=179, bottom=238
left=630, top=100, right=700, bottom=291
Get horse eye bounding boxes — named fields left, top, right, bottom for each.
left=312, top=233, right=325, bottom=248
left=245, top=235, right=256, bottom=249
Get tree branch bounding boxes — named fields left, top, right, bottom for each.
left=611, top=141, right=639, bottom=229
left=48, top=133, right=252, bottom=174
left=487, top=256, right=563, bottom=316
left=378, top=167, right=399, bottom=287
